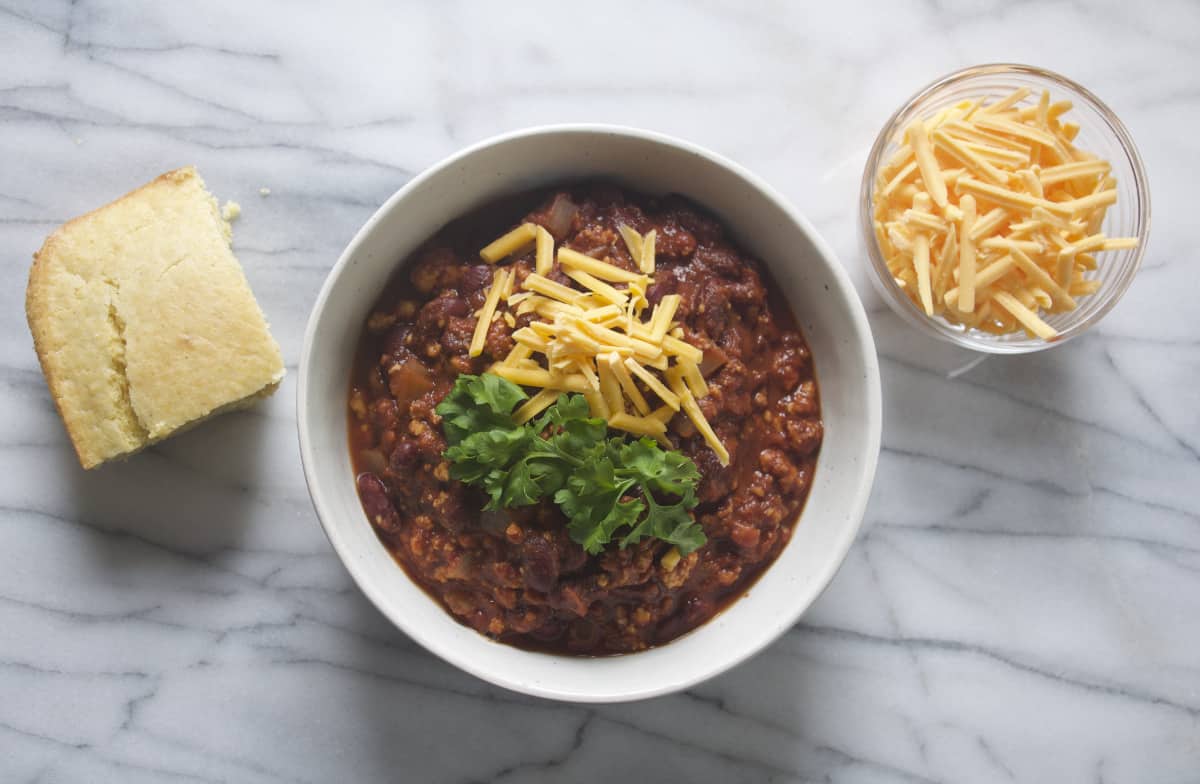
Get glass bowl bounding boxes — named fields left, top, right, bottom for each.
left=859, top=64, right=1150, bottom=353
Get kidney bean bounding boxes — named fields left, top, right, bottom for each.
left=380, top=325, right=413, bottom=359
left=357, top=473, right=401, bottom=534
left=521, top=535, right=560, bottom=593
left=389, top=440, right=418, bottom=471
left=461, top=264, right=494, bottom=308
left=681, top=595, right=713, bottom=626
left=695, top=448, right=736, bottom=504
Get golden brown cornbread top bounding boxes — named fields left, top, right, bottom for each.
left=26, top=167, right=285, bottom=469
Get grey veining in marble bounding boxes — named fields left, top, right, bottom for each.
left=1, top=1, right=1197, bottom=782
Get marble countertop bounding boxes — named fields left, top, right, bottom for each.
left=3, top=1, right=1197, bottom=781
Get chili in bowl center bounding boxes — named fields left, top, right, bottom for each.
left=348, top=183, right=823, bottom=655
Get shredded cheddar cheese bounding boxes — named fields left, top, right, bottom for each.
left=480, top=223, right=537, bottom=263
left=641, top=229, right=657, bottom=274
left=468, top=268, right=509, bottom=357
left=871, top=87, right=1138, bottom=339
left=558, top=247, right=643, bottom=283
left=534, top=225, right=554, bottom=275
left=471, top=220, right=727, bottom=463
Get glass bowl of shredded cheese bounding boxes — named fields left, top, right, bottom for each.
left=860, top=63, right=1150, bottom=353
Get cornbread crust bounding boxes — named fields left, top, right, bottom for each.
left=26, top=167, right=285, bottom=469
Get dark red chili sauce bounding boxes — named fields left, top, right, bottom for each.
left=348, top=184, right=822, bottom=655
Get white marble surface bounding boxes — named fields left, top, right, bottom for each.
left=2, top=0, right=1197, bottom=781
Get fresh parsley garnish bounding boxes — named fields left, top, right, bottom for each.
left=435, top=374, right=706, bottom=555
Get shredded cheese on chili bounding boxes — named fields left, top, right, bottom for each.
left=470, top=221, right=729, bottom=463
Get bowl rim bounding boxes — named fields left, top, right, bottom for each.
left=859, top=62, right=1152, bottom=354
left=297, top=123, right=882, bottom=701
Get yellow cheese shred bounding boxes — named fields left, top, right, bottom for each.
left=669, top=376, right=730, bottom=466
left=909, top=120, right=947, bottom=208
left=563, top=268, right=629, bottom=307
left=649, top=294, right=681, bottom=342
left=678, top=357, right=708, bottom=398
left=522, top=273, right=580, bottom=304
left=469, top=268, right=510, bottom=357
left=617, top=224, right=643, bottom=264
left=513, top=388, right=560, bottom=424
left=583, top=388, right=609, bottom=419
left=641, top=230, right=657, bottom=274
left=535, top=225, right=554, bottom=275
left=661, top=334, right=702, bottom=363
left=503, top=343, right=533, bottom=367
left=992, top=290, right=1057, bottom=340
left=624, top=358, right=680, bottom=411
left=558, top=247, right=642, bottom=283
left=1008, top=247, right=1076, bottom=310
left=597, top=352, right=625, bottom=414
left=480, top=223, right=536, bottom=263
left=607, top=353, right=651, bottom=415
left=609, top=412, right=667, bottom=438
left=913, top=233, right=933, bottom=316
left=490, top=365, right=589, bottom=392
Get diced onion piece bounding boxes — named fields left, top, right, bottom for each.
left=544, top=194, right=578, bottom=238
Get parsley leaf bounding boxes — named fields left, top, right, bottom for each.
left=435, top=374, right=706, bottom=555
left=439, top=373, right=528, bottom=446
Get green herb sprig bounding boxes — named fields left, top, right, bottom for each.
left=435, top=374, right=705, bottom=555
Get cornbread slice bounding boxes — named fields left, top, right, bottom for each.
left=26, top=167, right=285, bottom=469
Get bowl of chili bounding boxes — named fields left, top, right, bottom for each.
left=299, top=125, right=881, bottom=702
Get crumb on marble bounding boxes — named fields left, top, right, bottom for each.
left=258, top=187, right=271, bottom=196
left=222, top=200, right=242, bottom=221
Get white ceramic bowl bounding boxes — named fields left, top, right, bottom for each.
left=298, top=125, right=881, bottom=702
